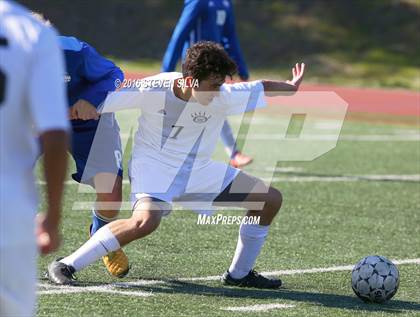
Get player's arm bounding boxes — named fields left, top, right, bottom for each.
left=29, top=26, right=70, bottom=255
left=222, top=63, right=304, bottom=115
left=161, top=0, right=203, bottom=72
left=100, top=85, right=154, bottom=113
left=223, top=5, right=249, bottom=80
left=70, top=42, right=124, bottom=120
left=262, top=63, right=305, bottom=96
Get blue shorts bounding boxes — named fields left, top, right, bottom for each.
left=71, top=113, right=123, bottom=186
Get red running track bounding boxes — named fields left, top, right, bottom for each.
left=301, top=84, right=419, bottom=117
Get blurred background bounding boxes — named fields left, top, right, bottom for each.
left=19, top=0, right=420, bottom=90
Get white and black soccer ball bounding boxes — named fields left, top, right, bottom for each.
left=351, top=255, right=399, bottom=303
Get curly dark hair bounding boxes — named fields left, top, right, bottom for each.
left=182, top=41, right=238, bottom=82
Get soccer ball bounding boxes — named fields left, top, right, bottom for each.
left=351, top=255, right=399, bottom=303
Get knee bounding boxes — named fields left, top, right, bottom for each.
left=130, top=213, right=161, bottom=238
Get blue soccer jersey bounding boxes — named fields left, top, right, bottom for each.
left=59, top=36, right=124, bottom=128
left=162, top=0, right=249, bottom=79
left=58, top=36, right=123, bottom=184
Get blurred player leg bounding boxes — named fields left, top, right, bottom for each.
left=0, top=202, right=37, bottom=316
left=0, top=245, right=37, bottom=316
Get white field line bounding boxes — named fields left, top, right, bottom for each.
left=235, top=134, right=420, bottom=141
left=37, top=282, right=152, bottom=297
left=38, top=258, right=420, bottom=296
left=119, top=133, right=420, bottom=141
left=36, top=173, right=420, bottom=211
left=222, top=303, right=296, bottom=312
left=267, top=174, right=420, bottom=182
left=36, top=174, right=420, bottom=186
left=178, top=258, right=420, bottom=282
left=313, top=122, right=343, bottom=130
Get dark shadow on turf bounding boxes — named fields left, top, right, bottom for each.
left=113, top=280, right=420, bottom=313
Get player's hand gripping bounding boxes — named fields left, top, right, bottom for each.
left=36, top=212, right=61, bottom=255
left=286, top=63, right=305, bottom=90
left=69, top=99, right=100, bottom=120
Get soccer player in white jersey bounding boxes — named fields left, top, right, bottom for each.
left=0, top=1, right=69, bottom=315
left=48, top=41, right=305, bottom=289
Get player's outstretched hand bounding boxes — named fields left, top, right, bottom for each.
left=36, top=213, right=61, bottom=255
left=286, top=63, right=305, bottom=89
left=69, top=99, right=100, bottom=120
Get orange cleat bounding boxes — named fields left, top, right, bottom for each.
left=230, top=151, right=253, bottom=168
left=102, top=250, right=129, bottom=278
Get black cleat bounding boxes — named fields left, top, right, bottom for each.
left=221, top=269, right=282, bottom=289
left=47, top=259, right=77, bottom=285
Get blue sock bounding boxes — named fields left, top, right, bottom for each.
left=90, top=210, right=112, bottom=235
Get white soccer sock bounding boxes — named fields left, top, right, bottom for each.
left=228, top=223, right=269, bottom=279
left=60, top=226, right=120, bottom=272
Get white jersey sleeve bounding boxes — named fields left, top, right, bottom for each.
left=101, top=73, right=176, bottom=113
left=29, top=26, right=69, bottom=134
left=101, top=87, right=147, bottom=113
left=219, top=80, right=266, bottom=115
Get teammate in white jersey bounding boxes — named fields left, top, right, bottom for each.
left=48, top=41, right=305, bottom=289
left=0, top=1, right=69, bottom=315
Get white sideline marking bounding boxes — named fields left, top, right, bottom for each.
left=248, top=167, right=303, bottom=172
left=119, top=133, right=420, bottom=141
left=37, top=173, right=419, bottom=210
left=69, top=173, right=419, bottom=210
left=269, top=174, right=420, bottom=182
left=236, top=134, right=420, bottom=141
left=37, top=282, right=152, bottom=297
left=179, top=258, right=420, bottom=282
left=222, top=303, right=296, bottom=312
left=36, top=174, right=420, bottom=186
left=38, top=258, right=420, bottom=296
